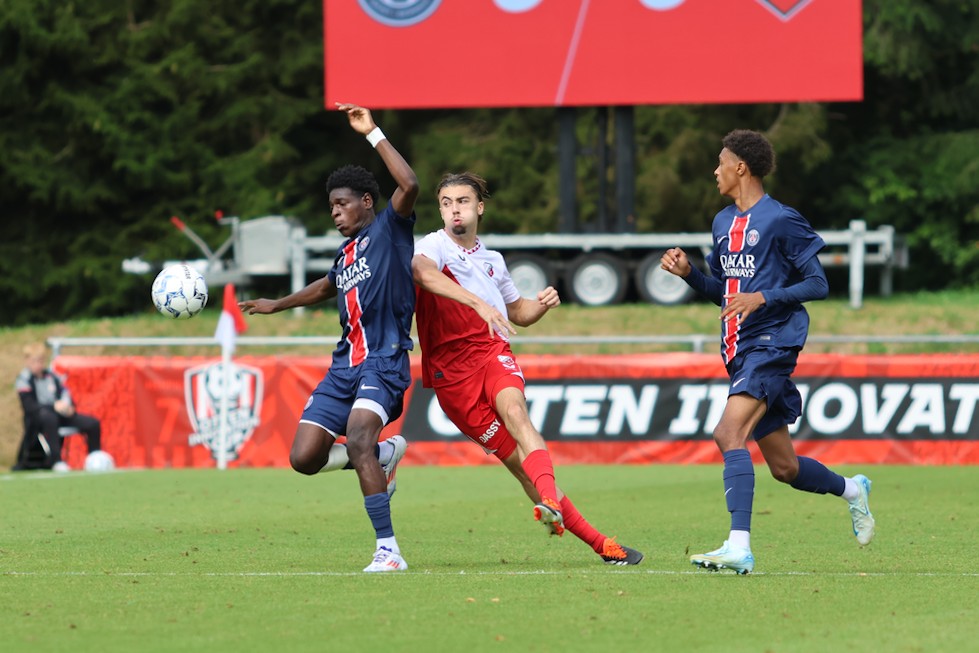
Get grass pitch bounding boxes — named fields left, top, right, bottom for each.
left=2, top=464, right=978, bottom=652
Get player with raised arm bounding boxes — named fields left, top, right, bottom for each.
left=411, top=172, right=643, bottom=566
left=660, top=130, right=875, bottom=575
left=239, top=104, right=417, bottom=573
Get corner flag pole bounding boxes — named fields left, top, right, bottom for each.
left=218, top=347, right=231, bottom=471
left=213, top=283, right=247, bottom=471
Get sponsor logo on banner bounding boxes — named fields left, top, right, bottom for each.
left=403, top=379, right=979, bottom=441
left=185, top=362, right=264, bottom=462
left=358, top=0, right=441, bottom=27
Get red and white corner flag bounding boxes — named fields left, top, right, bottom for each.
left=214, top=284, right=248, bottom=356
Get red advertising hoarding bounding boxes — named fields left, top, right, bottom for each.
left=54, top=353, right=979, bottom=470
left=323, top=0, right=863, bottom=108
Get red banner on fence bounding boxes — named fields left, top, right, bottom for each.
left=54, top=353, right=979, bottom=469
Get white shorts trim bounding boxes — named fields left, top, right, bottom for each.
left=299, top=419, right=340, bottom=438
left=352, top=398, right=389, bottom=425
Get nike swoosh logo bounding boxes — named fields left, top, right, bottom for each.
left=360, top=384, right=379, bottom=391
left=724, top=488, right=733, bottom=496
left=732, top=378, right=746, bottom=389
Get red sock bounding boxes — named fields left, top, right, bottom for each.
left=521, top=449, right=558, bottom=505
left=560, top=496, right=607, bottom=553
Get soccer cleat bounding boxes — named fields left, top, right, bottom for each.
left=533, top=497, right=565, bottom=536
left=363, top=547, right=408, bottom=573
left=690, top=540, right=755, bottom=575
left=382, top=435, right=407, bottom=497
left=848, top=474, right=875, bottom=546
left=599, top=537, right=644, bottom=566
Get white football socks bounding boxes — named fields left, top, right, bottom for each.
left=728, top=529, right=751, bottom=550
left=377, top=536, right=399, bottom=554
left=841, top=477, right=860, bottom=502
left=319, top=440, right=395, bottom=473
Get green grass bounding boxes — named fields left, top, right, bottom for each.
left=2, top=465, right=978, bottom=652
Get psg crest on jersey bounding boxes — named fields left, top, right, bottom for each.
left=358, top=0, right=441, bottom=27
left=185, top=362, right=264, bottom=463
left=746, top=229, right=760, bottom=247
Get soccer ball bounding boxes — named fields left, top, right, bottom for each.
left=85, top=450, right=116, bottom=472
left=151, top=264, right=208, bottom=319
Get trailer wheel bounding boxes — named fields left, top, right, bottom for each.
left=635, top=252, right=696, bottom=305
left=506, top=254, right=555, bottom=299
left=566, top=254, right=628, bottom=306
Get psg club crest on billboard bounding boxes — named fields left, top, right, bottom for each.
left=185, top=362, right=263, bottom=463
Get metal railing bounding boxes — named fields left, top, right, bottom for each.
left=47, top=333, right=979, bottom=358
left=290, top=219, right=907, bottom=311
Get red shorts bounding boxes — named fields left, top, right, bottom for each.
left=434, top=349, right=525, bottom=460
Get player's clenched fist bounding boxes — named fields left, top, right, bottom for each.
left=660, top=247, right=691, bottom=277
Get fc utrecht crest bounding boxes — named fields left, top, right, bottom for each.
left=185, top=362, right=263, bottom=463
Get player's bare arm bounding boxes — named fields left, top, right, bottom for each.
left=336, top=102, right=419, bottom=217
left=239, top=276, right=337, bottom=315
left=412, top=254, right=516, bottom=337
left=660, top=247, right=692, bottom=277
left=507, top=286, right=560, bottom=327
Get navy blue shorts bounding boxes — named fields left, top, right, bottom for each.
left=725, top=346, right=802, bottom=441
left=300, top=354, right=411, bottom=436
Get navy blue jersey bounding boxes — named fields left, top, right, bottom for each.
left=327, top=204, right=416, bottom=368
left=706, top=195, right=825, bottom=363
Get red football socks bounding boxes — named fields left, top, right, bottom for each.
left=521, top=449, right=559, bottom=504
left=560, top=495, right=606, bottom=552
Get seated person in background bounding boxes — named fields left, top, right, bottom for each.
left=14, top=343, right=102, bottom=470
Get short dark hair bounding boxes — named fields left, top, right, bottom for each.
left=722, top=130, right=776, bottom=179
left=436, top=172, right=490, bottom=202
left=326, top=165, right=380, bottom=204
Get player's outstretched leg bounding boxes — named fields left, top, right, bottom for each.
left=847, top=474, right=875, bottom=546
left=690, top=541, right=755, bottom=575
left=557, top=495, right=643, bottom=565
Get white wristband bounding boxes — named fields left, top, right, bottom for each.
left=366, top=127, right=386, bottom=148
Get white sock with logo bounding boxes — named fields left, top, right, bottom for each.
left=376, top=536, right=399, bottom=554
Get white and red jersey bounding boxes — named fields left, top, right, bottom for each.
left=414, top=229, right=521, bottom=388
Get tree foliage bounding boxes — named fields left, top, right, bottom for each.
left=1, top=0, right=976, bottom=325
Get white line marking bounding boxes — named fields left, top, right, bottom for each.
left=3, top=569, right=977, bottom=578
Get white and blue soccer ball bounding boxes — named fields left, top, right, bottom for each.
left=151, top=264, right=208, bottom=319
left=84, top=450, right=116, bottom=472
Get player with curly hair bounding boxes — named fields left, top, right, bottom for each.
left=660, top=129, right=875, bottom=574
left=240, top=104, right=418, bottom=573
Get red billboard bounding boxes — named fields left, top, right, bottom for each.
left=323, top=0, right=863, bottom=108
